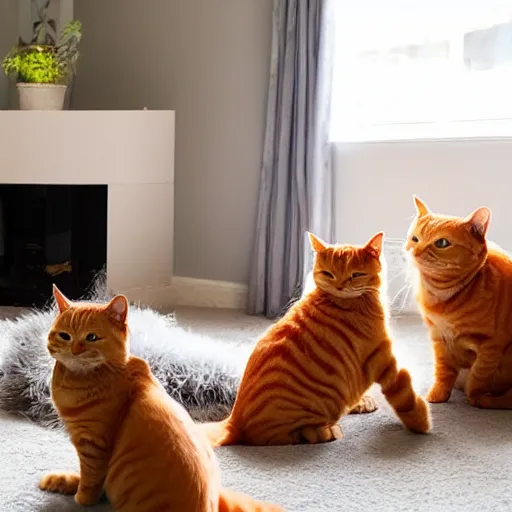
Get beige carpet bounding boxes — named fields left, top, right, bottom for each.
left=0, top=307, right=511, bottom=512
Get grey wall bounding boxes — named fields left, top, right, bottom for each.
left=72, top=0, right=273, bottom=284
left=0, top=0, right=18, bottom=109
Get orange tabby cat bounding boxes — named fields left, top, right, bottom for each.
left=407, top=196, right=512, bottom=409
left=201, top=232, right=431, bottom=447
left=39, top=286, right=282, bottom=512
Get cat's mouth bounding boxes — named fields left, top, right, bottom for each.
left=54, top=353, right=105, bottom=372
left=334, top=289, right=364, bottom=299
left=412, top=260, right=447, bottom=280
left=411, top=255, right=436, bottom=268
left=412, top=254, right=453, bottom=272
left=408, top=251, right=442, bottom=269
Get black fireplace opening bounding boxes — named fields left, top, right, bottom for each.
left=0, top=184, right=107, bottom=307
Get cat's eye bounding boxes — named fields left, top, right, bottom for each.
left=86, top=333, right=99, bottom=342
left=351, top=272, right=366, bottom=279
left=59, top=332, right=71, bottom=341
left=411, top=235, right=419, bottom=243
left=434, top=238, right=451, bottom=249
left=320, top=270, right=335, bottom=279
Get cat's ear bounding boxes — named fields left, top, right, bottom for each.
left=465, top=207, right=491, bottom=240
left=364, top=231, right=384, bottom=259
left=413, top=195, right=430, bottom=217
left=53, top=284, right=71, bottom=313
left=308, top=232, right=328, bottom=253
left=105, top=295, right=128, bottom=325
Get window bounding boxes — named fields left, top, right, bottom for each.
left=330, top=0, right=512, bottom=142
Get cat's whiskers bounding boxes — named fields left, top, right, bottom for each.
left=55, top=352, right=106, bottom=374
left=335, top=290, right=362, bottom=299
left=335, top=286, right=380, bottom=298
left=387, top=268, right=407, bottom=284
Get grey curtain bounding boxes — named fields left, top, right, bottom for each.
left=247, top=0, right=336, bottom=318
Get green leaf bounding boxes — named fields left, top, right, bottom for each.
left=1, top=46, right=65, bottom=84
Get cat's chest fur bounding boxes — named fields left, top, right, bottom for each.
left=51, top=362, right=127, bottom=413
left=426, top=312, right=477, bottom=367
left=426, top=311, right=457, bottom=340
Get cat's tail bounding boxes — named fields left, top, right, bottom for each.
left=200, top=417, right=240, bottom=447
left=381, top=366, right=432, bottom=434
left=219, top=488, right=284, bottom=512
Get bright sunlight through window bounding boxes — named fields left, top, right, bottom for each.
left=330, top=1, right=512, bottom=142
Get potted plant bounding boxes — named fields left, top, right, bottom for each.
left=1, top=0, right=82, bottom=110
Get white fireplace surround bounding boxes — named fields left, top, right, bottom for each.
left=0, top=110, right=176, bottom=308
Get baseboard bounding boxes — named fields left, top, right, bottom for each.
left=119, top=277, right=248, bottom=311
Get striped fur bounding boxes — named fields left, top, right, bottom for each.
left=201, top=232, right=431, bottom=447
left=40, top=286, right=283, bottom=512
left=407, top=196, right=512, bottom=409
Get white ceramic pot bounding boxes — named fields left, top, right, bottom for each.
left=17, top=83, right=68, bottom=110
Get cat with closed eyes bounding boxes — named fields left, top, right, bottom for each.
left=201, top=231, right=431, bottom=447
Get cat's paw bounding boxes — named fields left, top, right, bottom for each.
left=468, top=390, right=512, bottom=409
left=426, top=386, right=451, bottom=403
left=299, top=424, right=343, bottom=444
left=39, top=472, right=80, bottom=495
left=74, top=486, right=103, bottom=507
left=468, top=393, right=491, bottom=408
left=349, top=395, right=378, bottom=414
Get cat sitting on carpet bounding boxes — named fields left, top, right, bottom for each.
left=201, top=231, right=431, bottom=447
left=40, top=286, right=282, bottom=511
left=407, top=196, right=512, bottom=409
left=0, top=274, right=249, bottom=428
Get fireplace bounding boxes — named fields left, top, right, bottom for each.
left=0, top=110, right=175, bottom=309
left=0, top=185, right=107, bottom=307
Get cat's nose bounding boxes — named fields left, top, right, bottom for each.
left=411, top=244, right=427, bottom=256
left=71, top=342, right=86, bottom=355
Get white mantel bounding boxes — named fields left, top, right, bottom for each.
left=0, top=110, right=175, bottom=307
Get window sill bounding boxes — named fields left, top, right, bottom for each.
left=330, top=119, right=512, bottom=144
